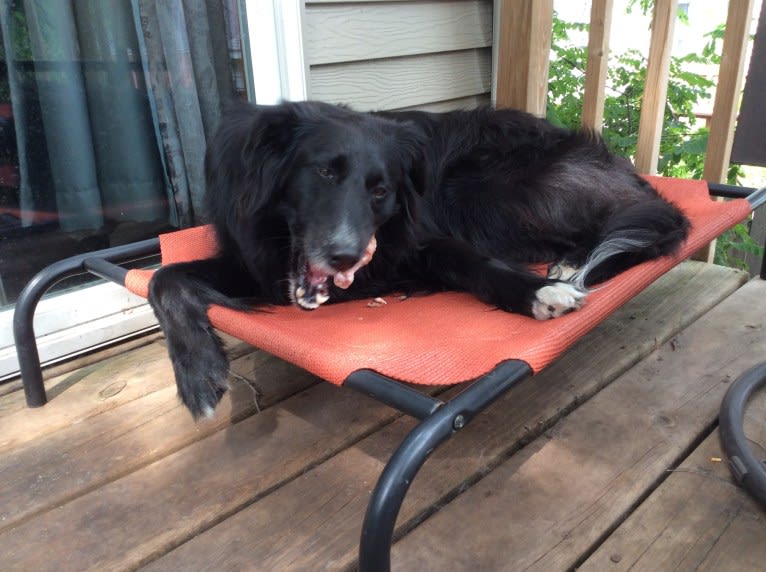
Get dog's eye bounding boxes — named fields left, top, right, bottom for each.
left=371, top=185, right=389, bottom=199
left=317, top=167, right=335, bottom=180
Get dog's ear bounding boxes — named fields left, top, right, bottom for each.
left=395, top=122, right=428, bottom=196
left=390, top=121, right=427, bottom=226
left=204, top=102, right=298, bottom=223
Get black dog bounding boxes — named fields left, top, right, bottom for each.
left=148, top=101, right=690, bottom=418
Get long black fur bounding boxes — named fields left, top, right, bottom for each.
left=148, top=101, right=690, bottom=418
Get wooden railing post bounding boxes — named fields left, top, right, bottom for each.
left=696, top=0, right=757, bottom=262
left=582, top=0, right=615, bottom=131
left=494, top=0, right=553, bottom=116
left=703, top=0, right=756, bottom=184
left=635, top=0, right=678, bottom=174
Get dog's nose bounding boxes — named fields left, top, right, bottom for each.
left=328, top=250, right=359, bottom=272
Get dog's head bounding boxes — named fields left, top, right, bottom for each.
left=205, top=101, right=425, bottom=308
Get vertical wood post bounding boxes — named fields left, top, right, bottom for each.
left=582, top=0, right=614, bottom=131
left=635, top=0, right=678, bottom=174
left=703, top=0, right=756, bottom=184
left=495, top=0, right=553, bottom=116
left=696, top=0, right=757, bottom=262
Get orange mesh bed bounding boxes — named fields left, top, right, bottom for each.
left=124, top=176, right=751, bottom=385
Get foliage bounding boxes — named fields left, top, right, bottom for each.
left=714, top=219, right=763, bottom=270
left=547, top=14, right=725, bottom=180
left=547, top=10, right=762, bottom=270
left=626, top=0, right=688, bottom=23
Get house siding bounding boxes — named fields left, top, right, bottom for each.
left=303, top=0, right=493, bottom=111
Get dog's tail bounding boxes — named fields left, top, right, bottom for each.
left=570, top=198, right=690, bottom=288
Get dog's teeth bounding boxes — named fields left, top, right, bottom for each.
left=316, top=292, right=330, bottom=305
left=296, top=296, right=319, bottom=310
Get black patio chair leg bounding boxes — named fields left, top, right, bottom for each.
left=355, top=360, right=532, bottom=572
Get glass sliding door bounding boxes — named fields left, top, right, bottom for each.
left=0, top=0, right=250, bottom=379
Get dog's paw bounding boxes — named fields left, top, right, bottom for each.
left=531, top=282, right=588, bottom=320
left=168, top=334, right=230, bottom=419
left=176, top=369, right=228, bottom=419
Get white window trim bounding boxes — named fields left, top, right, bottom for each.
left=0, top=281, right=158, bottom=381
left=245, top=0, right=308, bottom=103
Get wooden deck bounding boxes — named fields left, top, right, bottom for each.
left=2, top=260, right=766, bottom=571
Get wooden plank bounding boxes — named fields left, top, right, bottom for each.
left=141, top=263, right=746, bottom=570
left=144, top=419, right=425, bottom=572
left=1, top=382, right=401, bottom=570
left=581, top=392, right=766, bottom=571
left=494, top=0, right=553, bottom=116
left=310, top=48, right=491, bottom=111
left=0, top=342, right=176, bottom=453
left=635, top=0, right=678, bottom=174
left=0, top=350, right=317, bottom=532
left=0, top=331, right=163, bottom=400
left=581, top=0, right=614, bottom=131
left=304, top=1, right=492, bottom=65
left=391, top=277, right=766, bottom=571
left=0, top=331, right=253, bottom=453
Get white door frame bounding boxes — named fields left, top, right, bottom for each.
left=245, top=0, right=308, bottom=103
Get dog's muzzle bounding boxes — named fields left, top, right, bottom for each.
left=290, top=235, right=377, bottom=310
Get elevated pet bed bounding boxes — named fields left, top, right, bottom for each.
left=12, top=176, right=766, bottom=572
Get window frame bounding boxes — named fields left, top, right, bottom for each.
left=245, top=0, right=308, bottom=103
left=0, top=280, right=157, bottom=381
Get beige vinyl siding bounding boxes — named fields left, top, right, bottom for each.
left=303, top=0, right=493, bottom=111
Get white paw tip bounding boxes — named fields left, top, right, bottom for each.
left=532, top=282, right=588, bottom=320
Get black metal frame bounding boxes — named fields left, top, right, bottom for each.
left=719, top=363, right=766, bottom=509
left=12, top=238, right=159, bottom=408
left=9, top=183, right=766, bottom=571
left=709, top=182, right=766, bottom=280
left=346, top=360, right=532, bottom=572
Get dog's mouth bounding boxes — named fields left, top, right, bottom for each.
left=292, top=262, right=332, bottom=310
left=290, top=235, right=377, bottom=310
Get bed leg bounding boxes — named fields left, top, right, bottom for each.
left=356, top=360, right=532, bottom=572
left=13, top=257, right=91, bottom=407
left=12, top=239, right=160, bottom=408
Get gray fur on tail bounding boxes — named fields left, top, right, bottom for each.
left=569, top=230, right=659, bottom=289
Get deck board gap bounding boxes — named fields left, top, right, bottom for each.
left=571, top=418, right=721, bottom=571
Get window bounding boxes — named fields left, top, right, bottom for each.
left=0, top=0, right=251, bottom=379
